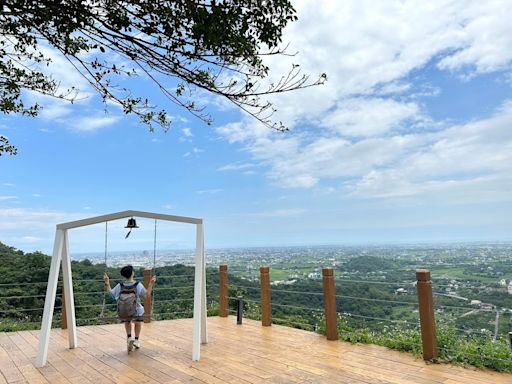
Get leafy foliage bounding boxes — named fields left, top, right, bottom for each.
left=0, top=0, right=326, bottom=154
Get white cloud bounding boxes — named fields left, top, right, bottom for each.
left=216, top=0, right=512, bottom=206
left=0, top=196, right=17, bottom=200
left=181, top=128, right=193, bottom=137
left=22, top=236, right=43, bottom=243
left=66, top=115, right=120, bottom=132
left=196, top=189, right=223, bottom=195
left=321, top=98, right=421, bottom=137
left=0, top=208, right=97, bottom=252
left=436, top=3, right=512, bottom=74
left=349, top=100, right=512, bottom=200
left=2, top=183, right=14, bottom=187
left=219, top=97, right=512, bottom=200
left=217, top=162, right=257, bottom=172
left=184, top=147, right=205, bottom=157
left=38, top=100, right=73, bottom=120
left=0, top=208, right=84, bottom=231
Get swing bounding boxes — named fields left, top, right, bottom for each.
left=99, top=217, right=157, bottom=322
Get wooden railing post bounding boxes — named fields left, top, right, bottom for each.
left=260, top=266, right=271, bottom=326
left=416, top=269, right=438, bottom=360
left=322, top=268, right=338, bottom=340
left=219, top=264, right=228, bottom=317
left=143, top=267, right=153, bottom=323
left=60, top=290, right=67, bottom=329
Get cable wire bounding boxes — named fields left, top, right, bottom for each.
left=334, top=278, right=416, bottom=287
left=233, top=285, right=260, bottom=291
left=338, top=312, right=419, bottom=326
left=153, top=298, right=194, bottom=303
left=0, top=294, right=48, bottom=299
left=270, top=289, right=324, bottom=296
left=435, top=304, right=498, bottom=312
left=156, top=274, right=195, bottom=279
left=335, top=295, right=418, bottom=306
left=153, top=285, right=194, bottom=291
left=271, top=303, right=323, bottom=312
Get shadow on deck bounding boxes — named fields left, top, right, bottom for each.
left=0, top=317, right=511, bottom=383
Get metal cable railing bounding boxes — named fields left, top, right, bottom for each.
left=0, top=306, right=61, bottom=313
left=2, top=266, right=511, bottom=373
left=270, top=288, right=324, bottom=296
left=435, top=303, right=500, bottom=312
left=335, top=295, right=418, bottom=306
left=0, top=294, right=48, bottom=299
left=338, top=312, right=419, bottom=326
left=0, top=281, right=60, bottom=287
left=272, top=302, right=323, bottom=312
left=334, top=278, right=416, bottom=287
left=153, top=285, right=195, bottom=291
left=233, top=285, right=260, bottom=291
left=156, top=274, right=195, bottom=279
left=155, top=298, right=194, bottom=303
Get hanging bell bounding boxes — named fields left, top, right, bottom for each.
left=124, top=217, right=138, bottom=239
left=125, top=217, right=139, bottom=229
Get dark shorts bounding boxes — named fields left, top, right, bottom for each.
left=121, top=316, right=144, bottom=323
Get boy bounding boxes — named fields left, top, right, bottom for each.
left=103, top=265, right=156, bottom=352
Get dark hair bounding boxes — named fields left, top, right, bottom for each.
left=120, top=265, right=134, bottom=279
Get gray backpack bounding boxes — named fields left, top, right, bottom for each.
left=117, top=282, right=138, bottom=320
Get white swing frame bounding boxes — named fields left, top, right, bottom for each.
left=35, top=210, right=207, bottom=367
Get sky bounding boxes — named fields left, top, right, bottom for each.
left=1, top=0, right=512, bottom=255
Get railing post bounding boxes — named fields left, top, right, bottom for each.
left=219, top=264, right=228, bottom=317
left=260, top=266, right=272, bottom=326
left=60, top=289, right=67, bottom=330
left=143, top=267, right=153, bottom=323
left=322, top=268, right=338, bottom=340
left=416, top=269, right=438, bottom=360
left=237, top=296, right=243, bottom=325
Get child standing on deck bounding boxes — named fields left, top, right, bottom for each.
left=103, top=265, right=156, bottom=352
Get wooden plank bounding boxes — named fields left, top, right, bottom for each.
left=23, top=330, right=120, bottom=384
left=1, top=317, right=511, bottom=384
left=0, top=332, right=42, bottom=384
left=5, top=333, right=49, bottom=384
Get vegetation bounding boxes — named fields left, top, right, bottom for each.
left=1, top=242, right=511, bottom=372
left=0, top=0, right=326, bottom=155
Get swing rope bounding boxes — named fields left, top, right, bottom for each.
left=151, top=219, right=157, bottom=317
left=100, top=221, right=108, bottom=318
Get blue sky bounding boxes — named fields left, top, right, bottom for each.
left=1, top=0, right=512, bottom=254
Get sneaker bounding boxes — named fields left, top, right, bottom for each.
left=127, top=338, right=134, bottom=353
left=133, top=339, right=140, bottom=349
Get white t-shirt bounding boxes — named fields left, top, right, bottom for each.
left=110, top=281, right=147, bottom=316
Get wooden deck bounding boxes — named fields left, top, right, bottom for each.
left=1, top=317, right=511, bottom=384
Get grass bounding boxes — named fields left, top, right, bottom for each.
left=333, top=316, right=512, bottom=372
